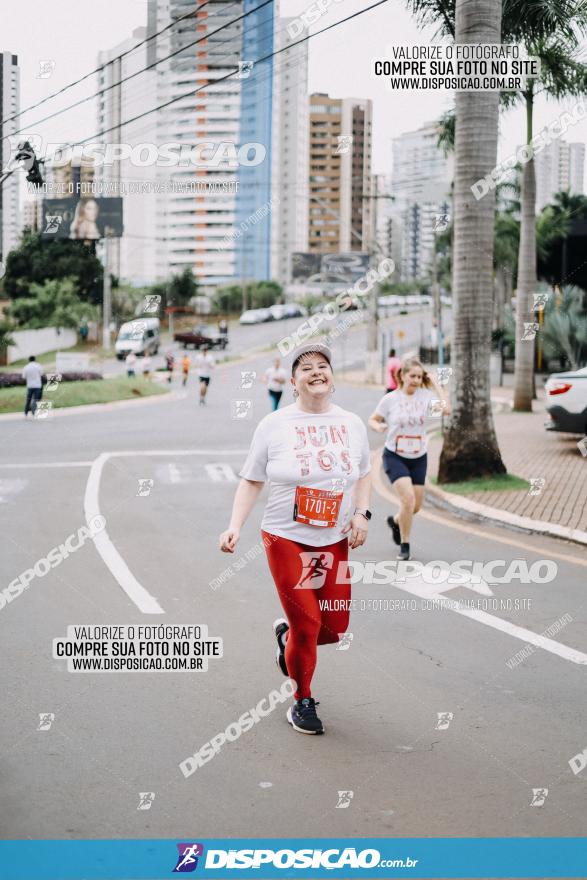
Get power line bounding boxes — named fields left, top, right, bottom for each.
left=11, top=0, right=265, bottom=138
left=5, top=0, right=221, bottom=126
left=70, top=0, right=390, bottom=148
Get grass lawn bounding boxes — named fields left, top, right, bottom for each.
left=431, top=473, right=530, bottom=495
left=0, top=376, right=167, bottom=413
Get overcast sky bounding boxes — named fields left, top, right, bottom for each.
left=4, top=0, right=586, bottom=193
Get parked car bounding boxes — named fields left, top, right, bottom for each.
left=269, top=304, right=288, bottom=320
left=173, top=324, right=228, bottom=350
left=282, top=304, right=308, bottom=319
left=544, top=366, right=587, bottom=434
left=239, top=309, right=262, bottom=325
left=115, top=318, right=160, bottom=360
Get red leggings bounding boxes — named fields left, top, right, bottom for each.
left=262, top=530, right=350, bottom=700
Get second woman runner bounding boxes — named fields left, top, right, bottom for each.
left=368, top=356, right=450, bottom=561
left=219, top=343, right=372, bottom=735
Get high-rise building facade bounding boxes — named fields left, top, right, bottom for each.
left=308, top=93, right=373, bottom=255
left=391, top=120, right=452, bottom=280
left=0, top=52, right=20, bottom=263
left=535, top=140, right=586, bottom=212
left=96, top=26, right=160, bottom=285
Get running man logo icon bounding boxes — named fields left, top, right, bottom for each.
left=433, top=212, right=450, bottom=232
left=240, top=371, right=256, bottom=389
left=428, top=398, right=448, bottom=417
left=44, top=216, right=63, bottom=234
left=131, top=320, right=147, bottom=339
left=137, top=478, right=154, bottom=497
left=37, top=713, right=55, bottom=731
left=533, top=292, right=550, bottom=311
left=45, top=373, right=62, bottom=392
left=530, top=788, right=548, bottom=807
left=522, top=322, right=539, bottom=341
left=235, top=60, right=254, bottom=79
left=173, top=843, right=204, bottom=873
left=436, top=366, right=453, bottom=386
left=331, top=477, right=347, bottom=492
left=37, top=59, right=56, bottom=79
left=141, top=294, right=161, bottom=314
left=137, top=792, right=155, bottom=810
left=34, top=401, right=53, bottom=419
left=231, top=399, right=252, bottom=420
left=336, top=632, right=353, bottom=651
left=335, top=790, right=354, bottom=809
left=294, top=551, right=335, bottom=589
left=577, top=437, right=587, bottom=457
left=528, top=477, right=545, bottom=496
left=335, top=135, right=353, bottom=155
left=436, top=711, right=454, bottom=730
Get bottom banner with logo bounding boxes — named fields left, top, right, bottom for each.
left=0, top=837, right=585, bottom=878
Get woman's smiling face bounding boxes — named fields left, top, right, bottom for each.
left=292, top=353, right=333, bottom=400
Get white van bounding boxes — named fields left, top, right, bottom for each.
left=115, top=318, right=160, bottom=360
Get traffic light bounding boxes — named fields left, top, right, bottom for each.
left=14, top=140, right=44, bottom=187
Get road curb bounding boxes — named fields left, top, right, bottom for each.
left=0, top=387, right=181, bottom=421
left=425, top=474, right=587, bottom=547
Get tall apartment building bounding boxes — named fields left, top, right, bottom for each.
left=97, top=27, right=158, bottom=285
left=308, top=93, right=373, bottom=255
left=535, top=140, right=585, bottom=211
left=391, top=120, right=452, bottom=280
left=0, top=52, right=20, bottom=263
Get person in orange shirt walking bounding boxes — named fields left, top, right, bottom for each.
left=181, top=354, right=191, bottom=387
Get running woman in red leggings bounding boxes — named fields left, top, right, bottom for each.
left=219, top=343, right=371, bottom=735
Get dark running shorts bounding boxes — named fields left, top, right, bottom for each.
left=383, top=447, right=428, bottom=485
left=199, top=376, right=211, bottom=385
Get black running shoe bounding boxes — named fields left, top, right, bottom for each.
left=397, top=543, right=410, bottom=561
left=273, top=618, right=289, bottom=676
left=287, top=698, right=324, bottom=735
left=387, top=515, right=401, bottom=546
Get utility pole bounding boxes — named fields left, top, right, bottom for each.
left=363, top=191, right=394, bottom=383
left=102, top=56, right=122, bottom=351
left=431, top=226, right=444, bottom=367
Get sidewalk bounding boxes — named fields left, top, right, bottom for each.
left=342, top=370, right=587, bottom=544
left=426, top=385, right=587, bottom=543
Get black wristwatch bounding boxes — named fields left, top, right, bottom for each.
left=354, top=508, right=372, bottom=521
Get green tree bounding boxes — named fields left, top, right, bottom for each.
left=541, top=286, right=587, bottom=371
left=407, top=0, right=506, bottom=480
left=168, top=268, right=198, bottom=308
left=506, top=28, right=587, bottom=410
left=3, top=231, right=103, bottom=304
left=7, top=278, right=99, bottom=329
left=249, top=281, right=282, bottom=309
left=212, top=285, right=244, bottom=315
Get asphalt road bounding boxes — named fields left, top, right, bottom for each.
left=100, top=306, right=443, bottom=377
left=1, top=344, right=585, bottom=843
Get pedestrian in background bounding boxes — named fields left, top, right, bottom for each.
left=165, top=351, right=175, bottom=383
left=195, top=346, right=215, bottom=405
left=22, top=355, right=44, bottom=417
left=181, top=353, right=191, bottom=387
left=385, top=348, right=402, bottom=393
left=263, top=357, right=287, bottom=410
left=218, top=318, right=228, bottom=339
left=125, top=351, right=137, bottom=377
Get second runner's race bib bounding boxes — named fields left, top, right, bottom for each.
left=293, top=486, right=343, bottom=528
left=395, top=434, right=423, bottom=456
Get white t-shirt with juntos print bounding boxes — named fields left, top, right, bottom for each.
left=239, top=403, right=371, bottom=546
left=375, top=387, right=436, bottom=458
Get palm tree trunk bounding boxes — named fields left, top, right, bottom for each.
left=438, top=0, right=506, bottom=482
left=513, top=91, right=537, bottom=411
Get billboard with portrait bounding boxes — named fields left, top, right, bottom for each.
left=40, top=197, right=123, bottom=240
left=292, top=251, right=370, bottom=284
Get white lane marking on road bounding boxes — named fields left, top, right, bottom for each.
left=84, top=453, right=165, bottom=615
left=393, top=578, right=587, bottom=666
left=0, top=461, right=93, bottom=468
left=83, top=450, right=247, bottom=614
left=371, top=449, right=587, bottom=664
left=205, top=463, right=238, bottom=482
